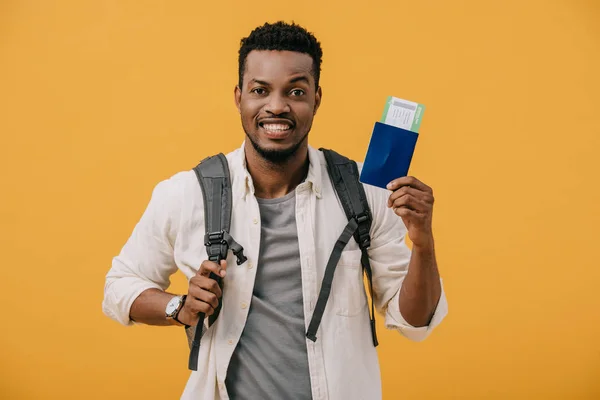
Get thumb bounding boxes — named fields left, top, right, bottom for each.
left=219, top=259, right=228, bottom=276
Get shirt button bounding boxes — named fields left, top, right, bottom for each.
left=253, top=218, right=258, bottom=224
left=227, top=339, right=233, bottom=345
left=241, top=301, right=248, bottom=309
left=248, top=261, right=254, bottom=269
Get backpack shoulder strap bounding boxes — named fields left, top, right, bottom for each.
left=188, top=153, right=246, bottom=371
left=305, top=148, right=378, bottom=347
left=193, top=153, right=232, bottom=262
left=320, top=149, right=372, bottom=248
left=193, top=153, right=247, bottom=265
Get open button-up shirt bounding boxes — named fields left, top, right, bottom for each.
left=102, top=143, right=448, bottom=400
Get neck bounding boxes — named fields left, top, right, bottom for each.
left=244, top=142, right=310, bottom=199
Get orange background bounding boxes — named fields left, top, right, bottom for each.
left=1, top=1, right=599, bottom=399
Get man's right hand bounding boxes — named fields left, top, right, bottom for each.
left=177, top=259, right=227, bottom=327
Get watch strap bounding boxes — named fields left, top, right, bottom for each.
left=173, top=295, right=190, bottom=328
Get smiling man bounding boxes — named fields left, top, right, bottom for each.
left=103, top=21, right=448, bottom=400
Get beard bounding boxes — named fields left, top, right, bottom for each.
left=243, top=122, right=310, bottom=164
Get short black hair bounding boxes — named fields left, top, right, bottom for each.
left=238, top=21, right=323, bottom=89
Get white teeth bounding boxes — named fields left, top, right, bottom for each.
left=262, top=123, right=291, bottom=132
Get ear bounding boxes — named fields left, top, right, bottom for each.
left=234, top=85, right=242, bottom=113
left=313, top=86, right=322, bottom=115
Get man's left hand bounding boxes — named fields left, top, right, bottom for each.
left=386, top=176, right=435, bottom=249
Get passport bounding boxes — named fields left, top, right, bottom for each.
left=359, top=97, right=425, bottom=189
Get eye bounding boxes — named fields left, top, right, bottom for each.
left=290, top=89, right=305, bottom=96
left=251, top=87, right=266, bottom=95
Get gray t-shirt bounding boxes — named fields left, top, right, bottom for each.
left=225, top=190, right=312, bottom=399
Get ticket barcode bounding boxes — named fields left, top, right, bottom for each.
left=392, top=100, right=416, bottom=111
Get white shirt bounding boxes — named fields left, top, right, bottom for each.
left=102, top=143, right=448, bottom=400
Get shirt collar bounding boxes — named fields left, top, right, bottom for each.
left=232, top=141, right=323, bottom=200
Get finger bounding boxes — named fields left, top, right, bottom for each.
left=387, top=176, right=432, bottom=193
left=387, top=186, right=422, bottom=208
left=198, top=259, right=227, bottom=278
left=190, top=275, right=223, bottom=298
left=185, top=296, right=215, bottom=316
left=392, top=194, right=428, bottom=213
left=188, top=285, right=219, bottom=309
left=393, top=207, right=419, bottom=220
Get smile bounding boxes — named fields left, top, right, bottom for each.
left=260, top=123, right=293, bottom=133
left=257, top=118, right=296, bottom=139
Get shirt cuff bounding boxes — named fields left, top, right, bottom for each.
left=384, top=279, right=448, bottom=342
left=102, top=277, right=163, bottom=326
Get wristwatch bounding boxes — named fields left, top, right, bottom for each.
left=165, top=295, right=187, bottom=327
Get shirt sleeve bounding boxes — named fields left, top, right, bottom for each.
left=102, top=176, right=182, bottom=326
left=365, top=182, right=448, bottom=342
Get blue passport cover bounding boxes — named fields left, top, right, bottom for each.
left=359, top=122, right=419, bottom=189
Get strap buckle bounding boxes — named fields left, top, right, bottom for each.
left=204, top=231, right=248, bottom=265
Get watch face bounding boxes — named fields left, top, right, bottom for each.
left=166, top=296, right=181, bottom=316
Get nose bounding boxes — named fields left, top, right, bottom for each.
left=264, top=93, right=290, bottom=115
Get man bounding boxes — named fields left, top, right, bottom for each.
left=103, top=21, right=448, bottom=400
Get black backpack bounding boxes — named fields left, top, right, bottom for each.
left=187, top=149, right=378, bottom=371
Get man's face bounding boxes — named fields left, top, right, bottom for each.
left=235, top=50, right=322, bottom=163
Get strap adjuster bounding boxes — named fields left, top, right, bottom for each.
left=355, top=212, right=370, bottom=224
left=354, top=212, right=371, bottom=248
left=204, top=231, right=226, bottom=246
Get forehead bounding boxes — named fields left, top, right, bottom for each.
left=243, top=50, right=314, bottom=83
